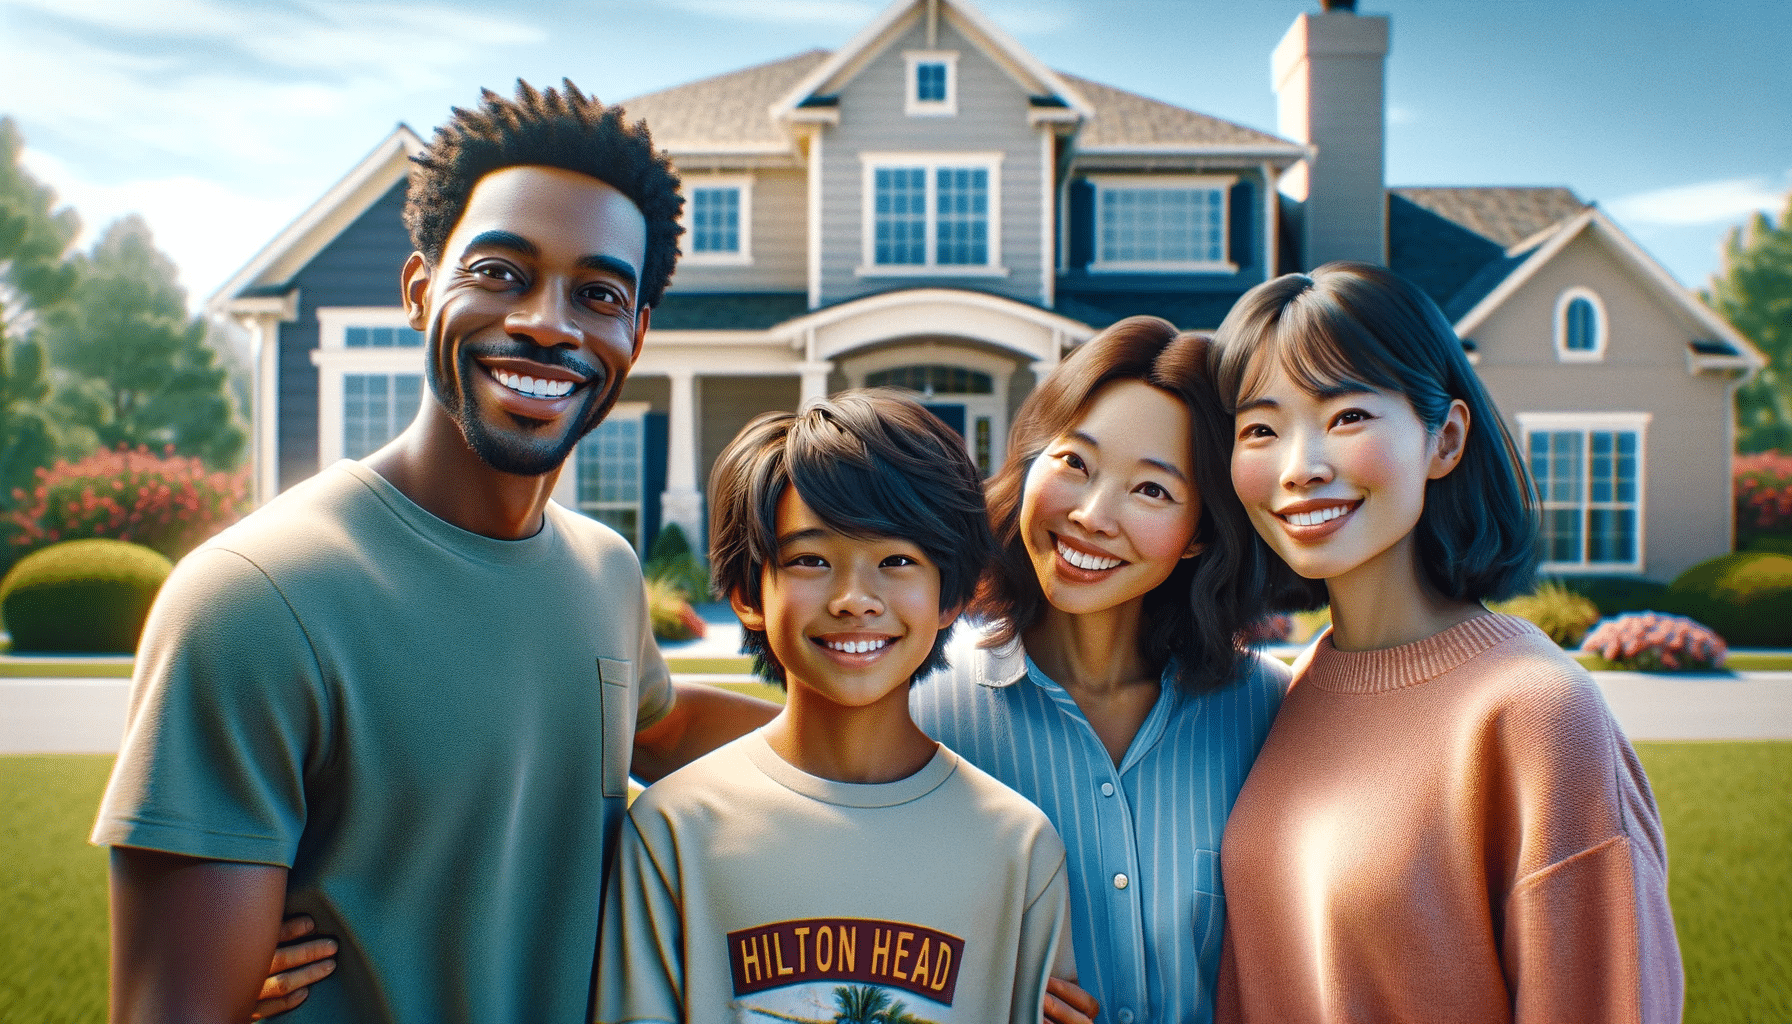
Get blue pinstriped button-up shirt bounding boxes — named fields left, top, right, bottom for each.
left=911, top=627, right=1289, bottom=1024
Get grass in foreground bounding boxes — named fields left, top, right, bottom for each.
left=2, top=742, right=1786, bottom=1022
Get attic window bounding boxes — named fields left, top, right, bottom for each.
left=1554, top=287, right=1606, bottom=362
left=904, top=51, right=958, bottom=116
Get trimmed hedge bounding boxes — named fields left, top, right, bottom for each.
left=0, top=539, right=172, bottom=653
left=1556, top=575, right=1671, bottom=617
left=1664, top=552, right=1792, bottom=648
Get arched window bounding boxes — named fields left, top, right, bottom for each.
left=1554, top=287, right=1606, bottom=361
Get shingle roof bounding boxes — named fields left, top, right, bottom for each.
left=1057, top=73, right=1295, bottom=149
left=1387, top=187, right=1587, bottom=320
left=1391, top=187, right=1586, bottom=249
left=616, top=51, right=1294, bottom=155
left=620, top=50, right=829, bottom=150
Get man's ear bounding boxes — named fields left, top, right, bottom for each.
left=401, top=252, right=432, bottom=330
left=1428, top=399, right=1471, bottom=481
left=729, top=587, right=766, bottom=631
left=630, top=303, right=652, bottom=364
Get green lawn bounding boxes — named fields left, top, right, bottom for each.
left=3, top=743, right=1786, bottom=1022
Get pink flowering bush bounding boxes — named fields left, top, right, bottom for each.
left=1735, top=450, right=1792, bottom=549
left=1579, top=612, right=1728, bottom=672
left=6, top=445, right=250, bottom=563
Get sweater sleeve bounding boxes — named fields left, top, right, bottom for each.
left=1495, top=668, right=1683, bottom=1024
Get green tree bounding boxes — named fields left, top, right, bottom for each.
left=42, top=215, right=246, bottom=467
left=1704, top=191, right=1792, bottom=454
left=0, top=115, right=81, bottom=508
left=833, top=984, right=892, bottom=1024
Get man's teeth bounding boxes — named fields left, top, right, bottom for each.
left=495, top=371, right=575, bottom=398
left=1286, top=505, right=1350, bottom=527
left=1057, top=542, right=1122, bottom=571
left=825, top=638, right=889, bottom=654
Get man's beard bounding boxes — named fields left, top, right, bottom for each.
left=430, top=338, right=617, bottom=477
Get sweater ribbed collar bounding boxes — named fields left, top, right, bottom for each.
left=1302, top=613, right=1536, bottom=694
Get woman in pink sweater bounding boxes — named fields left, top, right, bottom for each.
left=1207, top=261, right=1682, bottom=1023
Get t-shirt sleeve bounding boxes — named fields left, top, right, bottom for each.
left=92, top=548, right=328, bottom=867
left=592, top=809, right=684, bottom=1024
left=1010, top=837, right=1074, bottom=1024
left=633, top=578, right=675, bottom=733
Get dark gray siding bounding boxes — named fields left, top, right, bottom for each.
left=276, top=180, right=413, bottom=490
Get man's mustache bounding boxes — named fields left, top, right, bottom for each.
left=460, top=340, right=606, bottom=389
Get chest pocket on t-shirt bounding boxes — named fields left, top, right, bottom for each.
left=596, top=658, right=636, bottom=799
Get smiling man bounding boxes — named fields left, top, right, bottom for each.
left=92, top=82, right=775, bottom=1024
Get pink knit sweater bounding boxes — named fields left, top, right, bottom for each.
left=1216, top=613, right=1681, bottom=1023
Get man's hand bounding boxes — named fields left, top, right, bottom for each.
left=1043, top=977, right=1099, bottom=1024
left=250, top=915, right=338, bottom=1020
left=110, top=847, right=289, bottom=1024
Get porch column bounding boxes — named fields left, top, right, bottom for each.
left=797, top=360, right=833, bottom=408
left=228, top=292, right=297, bottom=506
left=661, top=368, right=705, bottom=548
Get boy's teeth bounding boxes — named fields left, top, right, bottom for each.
left=826, top=638, right=889, bottom=654
left=1288, top=505, right=1349, bottom=527
left=1056, top=541, right=1121, bottom=571
left=495, top=371, right=574, bottom=398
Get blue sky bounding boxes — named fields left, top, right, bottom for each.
left=2, top=0, right=1787, bottom=313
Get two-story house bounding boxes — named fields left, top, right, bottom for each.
left=211, top=0, right=1762, bottom=584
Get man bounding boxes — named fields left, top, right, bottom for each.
left=93, top=81, right=774, bottom=1024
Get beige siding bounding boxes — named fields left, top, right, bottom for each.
left=698, top=375, right=801, bottom=496
left=817, top=16, right=1047, bottom=306
left=1469, top=233, right=1737, bottom=582
left=670, top=168, right=808, bottom=292
left=617, top=374, right=671, bottom=414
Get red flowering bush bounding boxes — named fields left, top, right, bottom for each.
left=1735, top=450, right=1792, bottom=549
left=6, top=445, right=250, bottom=563
left=1579, top=612, right=1728, bottom=672
left=647, top=575, right=708, bottom=643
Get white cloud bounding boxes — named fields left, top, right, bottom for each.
left=1607, top=173, right=1790, bottom=227
left=19, top=148, right=302, bottom=312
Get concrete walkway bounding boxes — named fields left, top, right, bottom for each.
left=5, top=669, right=1790, bottom=755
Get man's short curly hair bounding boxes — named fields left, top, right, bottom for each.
left=404, top=79, right=683, bottom=308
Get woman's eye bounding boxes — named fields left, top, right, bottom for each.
left=1137, top=481, right=1171, bottom=500
left=1332, top=409, right=1371, bottom=427
left=1055, top=451, right=1087, bottom=472
left=1239, top=423, right=1274, bottom=440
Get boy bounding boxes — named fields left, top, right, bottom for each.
left=593, top=391, right=1075, bottom=1024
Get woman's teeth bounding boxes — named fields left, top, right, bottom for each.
left=1057, top=541, right=1122, bottom=571
left=1285, top=505, right=1350, bottom=527
left=495, top=371, right=574, bottom=399
left=824, top=638, right=889, bottom=654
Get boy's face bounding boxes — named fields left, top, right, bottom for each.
left=732, top=488, right=955, bottom=711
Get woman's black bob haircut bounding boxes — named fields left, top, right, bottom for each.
left=1209, top=261, right=1540, bottom=603
left=404, top=79, right=684, bottom=308
left=707, top=390, right=997, bottom=687
left=976, top=315, right=1319, bottom=693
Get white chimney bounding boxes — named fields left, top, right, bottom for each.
left=1273, top=5, right=1390, bottom=268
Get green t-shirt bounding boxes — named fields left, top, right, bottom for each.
left=94, top=461, right=673, bottom=1023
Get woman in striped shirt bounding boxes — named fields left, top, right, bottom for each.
left=911, top=315, right=1313, bottom=1024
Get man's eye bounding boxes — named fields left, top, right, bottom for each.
left=581, top=283, right=624, bottom=304
left=470, top=261, right=520, bottom=284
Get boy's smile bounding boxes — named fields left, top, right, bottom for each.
left=733, top=489, right=955, bottom=717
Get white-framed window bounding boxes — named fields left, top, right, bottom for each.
left=1517, top=412, right=1649, bottom=572
left=903, top=51, right=958, bottom=116
left=313, top=307, right=429, bottom=464
left=858, top=152, right=1005, bottom=277
left=1088, top=174, right=1237, bottom=273
left=1554, top=286, right=1606, bottom=362
left=682, top=175, right=753, bottom=266
left=573, top=402, right=649, bottom=550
